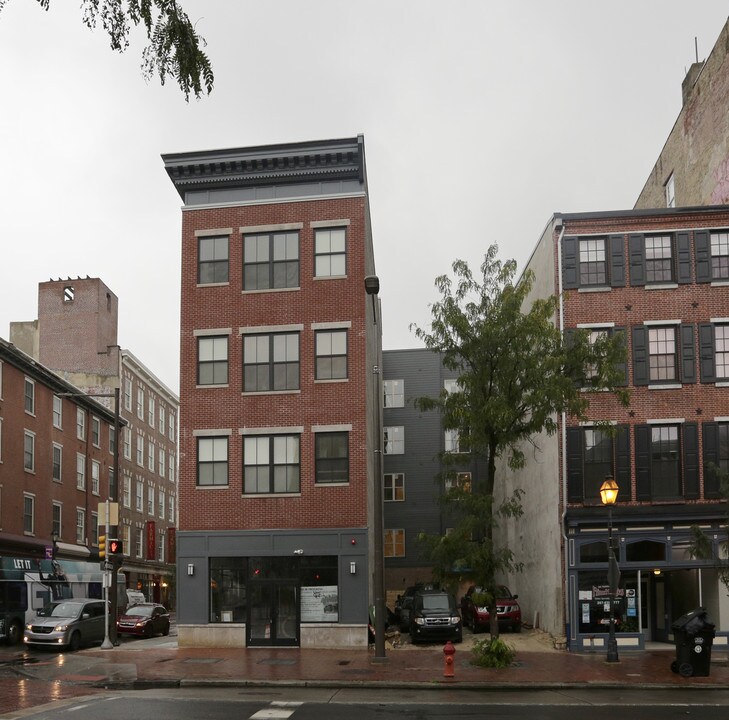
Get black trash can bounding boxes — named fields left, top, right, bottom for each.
left=670, top=607, right=716, bottom=677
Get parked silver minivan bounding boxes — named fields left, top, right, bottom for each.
left=24, top=599, right=107, bottom=651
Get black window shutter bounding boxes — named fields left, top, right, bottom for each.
left=676, top=231, right=692, bottom=283
left=699, top=323, right=716, bottom=383
left=683, top=423, right=699, bottom=499
left=680, top=324, right=696, bottom=383
left=632, top=325, right=649, bottom=386
left=566, top=427, right=584, bottom=503
left=635, top=425, right=651, bottom=500
left=616, top=424, right=631, bottom=491
left=702, top=422, right=721, bottom=498
left=563, top=237, right=579, bottom=289
left=609, top=234, right=625, bottom=287
left=629, top=234, right=646, bottom=286
left=614, top=327, right=628, bottom=385
left=695, top=230, right=711, bottom=283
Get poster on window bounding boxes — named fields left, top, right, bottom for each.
left=301, top=586, right=338, bottom=621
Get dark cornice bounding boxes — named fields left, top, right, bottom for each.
left=162, top=136, right=364, bottom=200
left=566, top=502, right=728, bottom=528
left=555, top=204, right=729, bottom=226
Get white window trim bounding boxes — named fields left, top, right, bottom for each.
left=193, top=428, right=233, bottom=436
left=643, top=319, right=681, bottom=326
left=311, top=321, right=352, bottom=330
left=240, top=426, right=304, bottom=435
left=195, top=227, right=233, bottom=237
left=239, top=324, right=304, bottom=335
left=194, top=327, right=233, bottom=336
left=310, top=219, right=351, bottom=228
left=311, top=424, right=352, bottom=433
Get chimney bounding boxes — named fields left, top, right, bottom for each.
left=682, top=60, right=704, bottom=106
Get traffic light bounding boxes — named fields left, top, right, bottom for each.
left=98, top=534, right=106, bottom=560
left=108, top=539, right=123, bottom=557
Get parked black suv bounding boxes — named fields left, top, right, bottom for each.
left=409, top=589, right=462, bottom=644
left=395, top=582, right=438, bottom=632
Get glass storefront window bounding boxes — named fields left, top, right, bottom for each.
left=576, top=569, right=626, bottom=634
left=300, top=556, right=339, bottom=622
left=210, top=557, right=247, bottom=623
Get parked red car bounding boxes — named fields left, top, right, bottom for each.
left=460, top=585, right=522, bottom=633
left=116, top=603, right=170, bottom=638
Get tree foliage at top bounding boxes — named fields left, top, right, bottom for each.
left=412, top=245, right=629, bottom=638
left=1, top=0, right=213, bottom=100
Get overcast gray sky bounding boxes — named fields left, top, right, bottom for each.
left=1, top=1, right=727, bottom=393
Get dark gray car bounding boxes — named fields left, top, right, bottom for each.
left=24, top=599, right=107, bottom=651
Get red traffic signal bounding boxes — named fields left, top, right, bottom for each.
left=108, top=539, right=123, bottom=556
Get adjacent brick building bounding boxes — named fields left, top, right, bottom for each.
left=10, top=278, right=178, bottom=606
left=499, top=206, right=729, bottom=653
left=163, top=136, right=378, bottom=648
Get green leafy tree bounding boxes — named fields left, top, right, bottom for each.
left=412, top=245, right=629, bottom=639
left=1, top=0, right=213, bottom=100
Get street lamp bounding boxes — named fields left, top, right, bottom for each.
left=599, top=474, right=619, bottom=663
left=365, top=275, right=386, bottom=662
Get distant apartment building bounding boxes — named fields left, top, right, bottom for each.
left=10, top=278, right=178, bottom=605
left=162, top=136, right=378, bottom=648
left=382, top=348, right=486, bottom=596
left=498, top=206, right=729, bottom=653
left=635, top=19, right=729, bottom=209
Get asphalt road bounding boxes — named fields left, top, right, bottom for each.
left=7, top=687, right=729, bottom=720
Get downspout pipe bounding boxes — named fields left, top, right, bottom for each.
left=555, top=217, right=570, bottom=648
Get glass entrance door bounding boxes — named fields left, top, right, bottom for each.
left=247, top=581, right=299, bottom=647
left=650, top=573, right=671, bottom=643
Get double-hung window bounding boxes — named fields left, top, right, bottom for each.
left=23, top=495, right=34, bottom=535
left=136, top=482, right=144, bottom=511
left=651, top=425, right=681, bottom=499
left=76, top=508, right=85, bottom=544
left=76, top=453, right=86, bottom=490
left=648, top=326, right=678, bottom=382
left=136, top=434, right=144, bottom=466
left=243, top=332, right=300, bottom=392
left=24, top=378, right=35, bottom=414
left=243, top=231, right=299, bottom=290
left=645, top=235, right=674, bottom=283
left=77, top=408, right=86, bottom=440
left=91, top=417, right=100, bottom=447
left=24, top=431, right=35, bottom=472
left=715, top=324, right=729, bottom=379
left=243, top=434, right=300, bottom=493
left=710, top=231, right=729, bottom=280
left=315, top=431, right=349, bottom=484
left=315, top=330, right=347, bottom=380
left=579, top=238, right=607, bottom=286
left=198, top=235, right=229, bottom=284
left=91, top=460, right=100, bottom=495
left=583, top=428, right=613, bottom=499
left=53, top=395, right=62, bottom=428
left=197, top=436, right=229, bottom=486
left=314, top=227, right=346, bottom=277
left=197, top=335, right=229, bottom=385
left=148, top=397, right=155, bottom=427
left=52, top=444, right=62, bottom=482
left=384, top=472, right=405, bottom=501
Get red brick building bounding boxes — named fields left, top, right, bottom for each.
left=499, top=206, right=729, bottom=653
left=163, top=136, right=379, bottom=648
left=10, top=278, right=179, bottom=607
left=0, top=337, right=117, bottom=641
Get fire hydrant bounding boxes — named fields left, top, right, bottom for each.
left=443, top=639, right=456, bottom=678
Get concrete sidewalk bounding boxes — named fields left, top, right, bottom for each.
left=6, top=638, right=729, bottom=691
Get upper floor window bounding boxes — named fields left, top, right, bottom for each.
left=443, top=378, right=460, bottom=395
left=384, top=472, right=405, bottom=501
left=444, top=429, right=464, bottom=454
left=53, top=395, right=62, bottom=428
left=24, top=431, right=35, bottom=472
left=136, top=387, right=144, bottom=419
left=665, top=173, right=675, bottom=208
left=650, top=425, right=681, bottom=499
left=123, top=427, right=132, bottom=460
left=198, top=235, right=229, bottom=284
left=123, top=475, right=131, bottom=508
left=159, top=406, right=166, bottom=434
left=243, top=434, right=300, bottom=494
left=644, top=235, right=674, bottom=283
left=109, top=424, right=116, bottom=455
left=710, top=231, right=729, bottom=280
left=76, top=407, right=86, bottom=440
left=315, top=330, right=347, bottom=380
left=23, top=495, right=34, bottom=535
left=24, top=378, right=35, bottom=414
left=123, top=376, right=132, bottom=411
left=136, top=433, right=144, bottom=466
left=52, top=444, right=62, bottom=482
left=198, top=336, right=229, bottom=385
left=136, top=481, right=144, bottom=511
left=648, top=326, right=677, bottom=382
left=76, top=453, right=86, bottom=490
left=384, top=426, right=404, bottom=455
left=384, top=528, right=405, bottom=558
left=714, top=324, right=729, bottom=380
left=445, top=471, right=472, bottom=492
left=197, top=436, right=228, bottom=486
left=243, top=333, right=299, bottom=392
left=168, top=413, right=175, bottom=441
left=148, top=396, right=155, bottom=427
left=243, top=231, right=299, bottom=290
left=52, top=503, right=62, bottom=538
left=583, top=428, right=613, bottom=499
left=579, top=238, right=607, bottom=286
left=91, top=460, right=100, bottom=495
left=314, top=228, right=346, bottom=277
left=91, top=416, right=101, bottom=447
left=315, top=432, right=349, bottom=484
left=383, top=379, right=404, bottom=408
